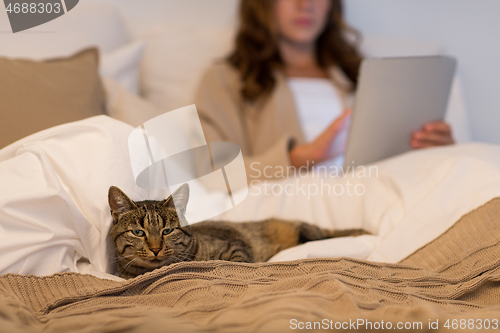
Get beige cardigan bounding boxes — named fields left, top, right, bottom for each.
left=194, top=61, right=354, bottom=181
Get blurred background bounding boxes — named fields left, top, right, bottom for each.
left=345, top=0, right=500, bottom=146
left=1, top=0, right=499, bottom=144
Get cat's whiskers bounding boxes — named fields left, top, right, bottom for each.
left=106, top=253, right=137, bottom=265
left=156, top=249, right=174, bottom=261
left=118, top=257, right=138, bottom=277
left=115, top=254, right=135, bottom=260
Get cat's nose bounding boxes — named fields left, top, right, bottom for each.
left=150, top=248, right=161, bottom=256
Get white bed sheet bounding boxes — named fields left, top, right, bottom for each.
left=222, top=143, right=500, bottom=263
left=1, top=116, right=499, bottom=281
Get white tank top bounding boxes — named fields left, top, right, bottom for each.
left=288, top=77, right=348, bottom=167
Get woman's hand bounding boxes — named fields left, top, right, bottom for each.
left=290, top=109, right=351, bottom=168
left=411, top=122, right=455, bottom=149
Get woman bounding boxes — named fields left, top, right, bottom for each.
left=195, top=0, right=455, bottom=180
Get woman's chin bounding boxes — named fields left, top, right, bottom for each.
left=280, top=30, right=321, bottom=46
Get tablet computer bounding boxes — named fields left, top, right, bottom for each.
left=343, top=56, right=457, bottom=169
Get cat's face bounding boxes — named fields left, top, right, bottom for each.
left=108, top=185, right=193, bottom=273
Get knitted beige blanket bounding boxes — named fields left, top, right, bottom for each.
left=1, top=198, right=500, bottom=333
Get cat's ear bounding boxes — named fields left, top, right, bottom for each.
left=163, top=183, right=189, bottom=216
left=108, top=186, right=137, bottom=222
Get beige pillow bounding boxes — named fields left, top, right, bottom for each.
left=0, top=48, right=106, bottom=148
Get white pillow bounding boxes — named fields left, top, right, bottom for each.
left=140, top=26, right=235, bottom=112
left=101, top=41, right=146, bottom=95
left=103, top=77, right=164, bottom=128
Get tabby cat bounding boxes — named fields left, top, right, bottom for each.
left=108, top=184, right=367, bottom=279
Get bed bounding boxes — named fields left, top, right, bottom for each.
left=1, top=196, right=500, bottom=333
left=2, top=2, right=500, bottom=332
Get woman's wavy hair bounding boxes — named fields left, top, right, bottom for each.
left=227, top=0, right=363, bottom=102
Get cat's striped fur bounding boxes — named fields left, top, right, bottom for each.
left=108, top=184, right=367, bottom=279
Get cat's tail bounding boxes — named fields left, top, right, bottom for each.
left=260, top=219, right=369, bottom=251
left=298, top=222, right=369, bottom=243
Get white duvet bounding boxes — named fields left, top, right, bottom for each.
left=1, top=116, right=500, bottom=281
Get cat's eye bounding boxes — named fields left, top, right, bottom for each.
left=132, top=229, right=145, bottom=237
left=162, top=228, right=174, bottom=235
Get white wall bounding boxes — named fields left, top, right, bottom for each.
left=344, top=0, right=500, bottom=144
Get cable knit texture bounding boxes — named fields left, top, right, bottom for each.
left=1, top=198, right=500, bottom=332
